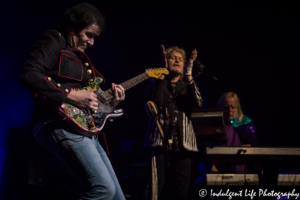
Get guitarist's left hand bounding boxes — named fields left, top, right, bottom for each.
left=109, top=83, right=125, bottom=107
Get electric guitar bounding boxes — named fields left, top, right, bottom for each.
left=58, top=68, right=169, bottom=135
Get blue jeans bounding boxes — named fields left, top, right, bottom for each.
left=35, top=123, right=125, bottom=200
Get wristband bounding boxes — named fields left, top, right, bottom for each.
left=185, top=59, right=194, bottom=75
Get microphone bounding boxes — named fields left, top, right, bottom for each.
left=194, top=60, right=218, bottom=81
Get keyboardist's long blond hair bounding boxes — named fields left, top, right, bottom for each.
left=217, top=92, right=244, bottom=122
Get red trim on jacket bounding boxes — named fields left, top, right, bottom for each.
left=71, top=48, right=105, bottom=83
left=44, top=76, right=68, bottom=95
left=92, top=66, right=105, bottom=84
left=58, top=54, right=84, bottom=81
left=60, top=54, right=82, bottom=63
left=61, top=50, right=81, bottom=61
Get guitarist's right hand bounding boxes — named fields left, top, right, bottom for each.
left=65, top=90, right=98, bottom=111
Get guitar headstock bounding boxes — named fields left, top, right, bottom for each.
left=146, top=68, right=169, bottom=79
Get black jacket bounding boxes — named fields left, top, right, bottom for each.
left=20, top=30, right=104, bottom=126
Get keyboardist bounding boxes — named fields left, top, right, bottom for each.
left=212, top=92, right=261, bottom=173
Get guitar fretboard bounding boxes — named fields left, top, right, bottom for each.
left=100, top=72, right=150, bottom=101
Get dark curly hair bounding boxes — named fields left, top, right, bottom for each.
left=58, top=2, right=105, bottom=35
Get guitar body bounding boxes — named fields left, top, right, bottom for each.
left=58, top=77, right=123, bottom=135
left=59, top=98, right=123, bottom=135
left=58, top=68, right=169, bottom=135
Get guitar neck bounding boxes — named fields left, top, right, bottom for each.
left=100, top=72, right=150, bottom=101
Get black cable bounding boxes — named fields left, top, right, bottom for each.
left=243, top=150, right=248, bottom=186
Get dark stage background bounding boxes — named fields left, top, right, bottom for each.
left=0, top=0, right=299, bottom=183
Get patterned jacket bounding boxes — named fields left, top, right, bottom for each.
left=144, top=79, right=203, bottom=151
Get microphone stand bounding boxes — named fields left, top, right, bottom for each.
left=156, top=70, right=203, bottom=200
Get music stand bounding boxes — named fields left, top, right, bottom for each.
left=191, top=108, right=227, bottom=147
